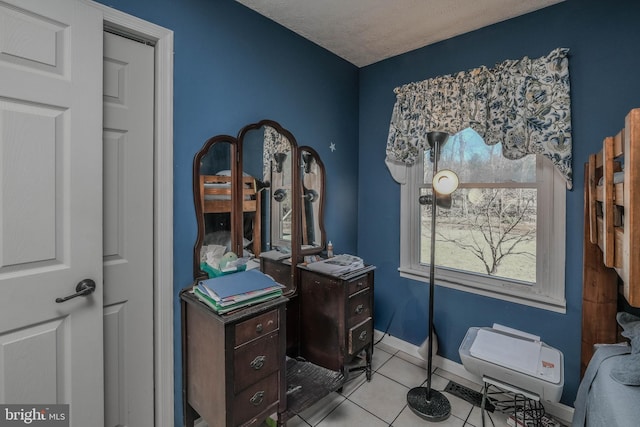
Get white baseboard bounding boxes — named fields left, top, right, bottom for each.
left=373, top=330, right=574, bottom=424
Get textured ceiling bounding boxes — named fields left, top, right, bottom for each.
left=235, top=0, right=564, bottom=67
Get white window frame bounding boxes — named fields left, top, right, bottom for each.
left=398, top=154, right=566, bottom=313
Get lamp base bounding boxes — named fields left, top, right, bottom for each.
left=407, top=387, right=451, bottom=422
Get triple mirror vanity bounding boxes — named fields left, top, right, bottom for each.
left=181, top=120, right=375, bottom=427
left=191, top=119, right=325, bottom=293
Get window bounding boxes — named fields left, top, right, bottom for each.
left=399, top=128, right=566, bottom=312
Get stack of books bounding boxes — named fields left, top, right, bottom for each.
left=191, top=269, right=284, bottom=314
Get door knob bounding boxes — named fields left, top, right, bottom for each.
left=56, top=279, right=96, bottom=303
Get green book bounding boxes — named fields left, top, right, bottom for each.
left=192, top=287, right=282, bottom=314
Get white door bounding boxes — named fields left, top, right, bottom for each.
left=102, top=31, right=155, bottom=427
left=0, top=0, right=104, bottom=425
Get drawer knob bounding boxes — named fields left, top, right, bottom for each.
left=256, top=323, right=263, bottom=333
left=250, top=391, right=265, bottom=406
left=355, top=304, right=364, bottom=315
left=359, top=330, right=367, bottom=341
left=250, top=355, right=266, bottom=370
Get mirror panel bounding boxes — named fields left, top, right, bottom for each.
left=193, top=136, right=238, bottom=280
left=300, top=146, right=325, bottom=254
left=265, top=126, right=294, bottom=252
left=237, top=126, right=267, bottom=257
left=241, top=124, right=294, bottom=256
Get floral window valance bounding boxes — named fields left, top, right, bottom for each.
left=385, top=47, right=573, bottom=189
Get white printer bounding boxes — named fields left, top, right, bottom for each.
left=459, top=325, right=564, bottom=403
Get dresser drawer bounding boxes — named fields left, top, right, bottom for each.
left=262, top=259, right=292, bottom=291
left=234, top=332, right=280, bottom=392
left=347, top=288, right=371, bottom=327
left=347, top=317, right=372, bottom=355
left=233, top=372, right=279, bottom=426
left=303, top=270, right=339, bottom=287
left=347, top=273, right=370, bottom=295
left=235, top=309, right=279, bottom=347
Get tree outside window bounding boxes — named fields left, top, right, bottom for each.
left=400, top=127, right=566, bottom=312
left=420, top=128, right=537, bottom=283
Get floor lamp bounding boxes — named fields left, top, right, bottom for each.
left=407, top=131, right=459, bottom=422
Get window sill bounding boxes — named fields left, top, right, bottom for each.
left=398, top=267, right=566, bottom=314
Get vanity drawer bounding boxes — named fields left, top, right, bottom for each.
left=347, top=273, right=370, bottom=296
left=234, top=332, right=280, bottom=392
left=347, top=317, right=372, bottom=356
left=233, top=372, right=279, bottom=426
left=347, top=288, right=371, bottom=326
left=261, top=258, right=292, bottom=291
left=235, top=309, right=279, bottom=347
left=304, top=270, right=339, bottom=287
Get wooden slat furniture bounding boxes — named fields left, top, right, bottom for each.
left=581, top=108, right=640, bottom=375
left=200, top=174, right=262, bottom=255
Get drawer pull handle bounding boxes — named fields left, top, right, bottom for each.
left=355, top=304, right=364, bottom=314
left=359, top=330, right=367, bottom=341
left=250, top=355, right=266, bottom=370
left=357, top=281, right=365, bottom=287
left=250, top=391, right=265, bottom=406
left=314, top=280, right=321, bottom=285
left=256, top=323, right=263, bottom=333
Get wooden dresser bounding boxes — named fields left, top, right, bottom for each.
left=181, top=290, right=287, bottom=427
left=298, top=267, right=374, bottom=380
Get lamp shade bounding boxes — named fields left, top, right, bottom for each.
left=433, top=169, right=459, bottom=195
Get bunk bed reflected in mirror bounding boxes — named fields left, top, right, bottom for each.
left=192, top=120, right=300, bottom=283
left=299, top=146, right=325, bottom=254
left=192, top=136, right=241, bottom=280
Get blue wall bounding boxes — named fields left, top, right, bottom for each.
left=96, top=0, right=640, bottom=420
left=95, top=0, right=358, bottom=424
left=358, top=0, right=640, bottom=407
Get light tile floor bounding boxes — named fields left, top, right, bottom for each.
left=285, top=341, right=514, bottom=427
left=195, top=340, right=566, bottom=427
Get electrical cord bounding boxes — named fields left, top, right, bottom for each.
left=373, top=309, right=396, bottom=346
